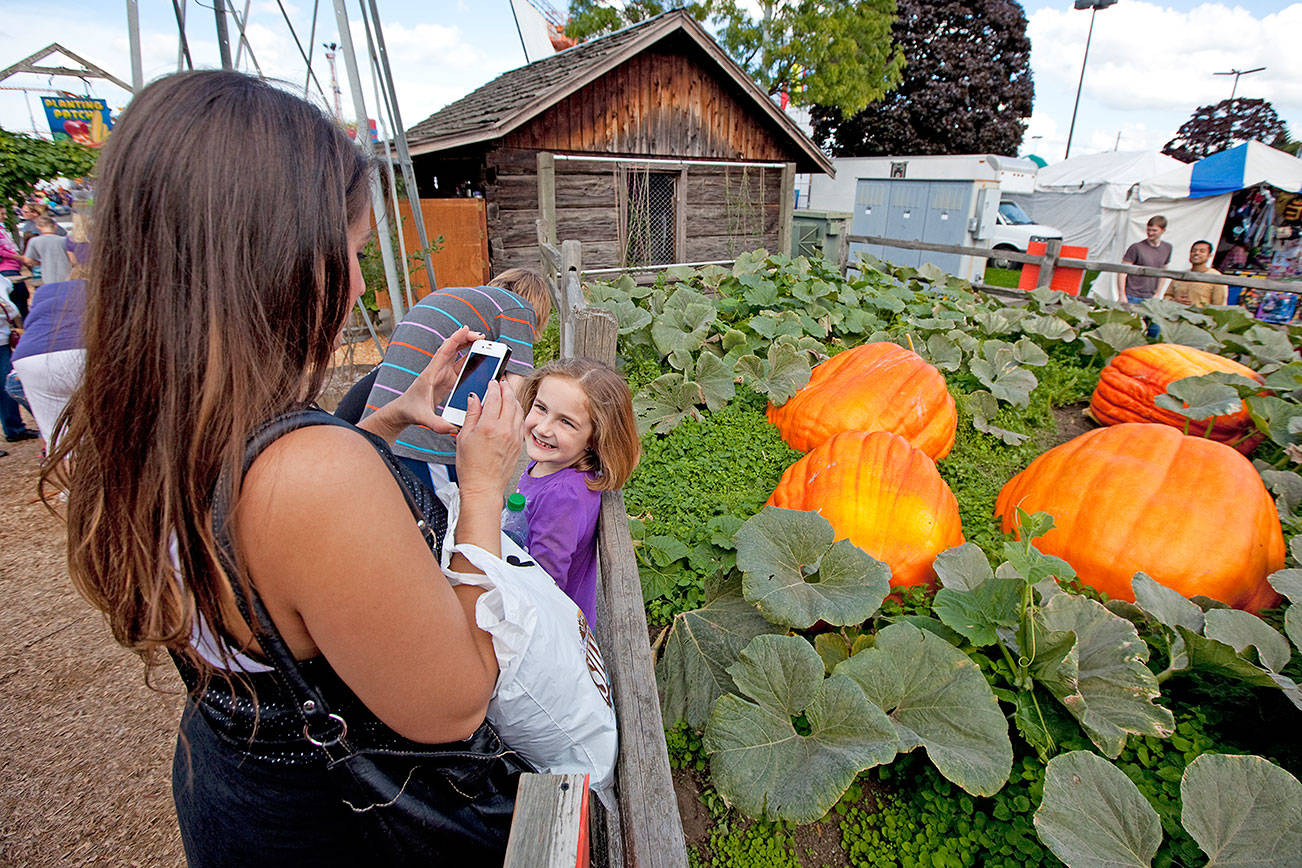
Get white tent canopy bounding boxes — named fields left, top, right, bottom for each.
left=1139, top=141, right=1302, bottom=201
left=1011, top=143, right=1302, bottom=299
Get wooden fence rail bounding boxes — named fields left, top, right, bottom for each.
left=845, top=233, right=1302, bottom=295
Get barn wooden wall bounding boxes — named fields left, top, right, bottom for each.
left=500, top=43, right=792, bottom=163
left=484, top=149, right=783, bottom=270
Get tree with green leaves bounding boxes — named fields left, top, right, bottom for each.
left=565, top=0, right=904, bottom=116
left=1162, top=98, right=1288, bottom=163
left=0, top=129, right=97, bottom=233
left=809, top=0, right=1034, bottom=157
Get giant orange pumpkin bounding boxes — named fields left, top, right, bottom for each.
left=995, top=423, right=1283, bottom=612
left=767, top=430, right=965, bottom=588
left=1090, top=344, right=1264, bottom=454
left=767, top=342, right=957, bottom=460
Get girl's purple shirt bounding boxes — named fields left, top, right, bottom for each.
left=515, top=463, right=601, bottom=625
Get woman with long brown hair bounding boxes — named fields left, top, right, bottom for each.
left=45, top=71, right=528, bottom=864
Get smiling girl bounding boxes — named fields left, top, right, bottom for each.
left=515, top=358, right=640, bottom=624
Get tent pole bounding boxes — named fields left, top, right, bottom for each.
left=366, top=0, right=439, bottom=292
left=331, top=0, right=406, bottom=323
left=125, top=0, right=144, bottom=90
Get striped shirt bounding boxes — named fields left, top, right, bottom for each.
left=362, top=285, right=537, bottom=465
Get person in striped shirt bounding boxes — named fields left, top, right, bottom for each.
left=360, top=269, right=552, bottom=491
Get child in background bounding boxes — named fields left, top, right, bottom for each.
left=515, top=358, right=640, bottom=625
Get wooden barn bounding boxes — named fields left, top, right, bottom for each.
left=403, top=10, right=833, bottom=275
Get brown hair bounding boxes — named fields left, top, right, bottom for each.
left=1147, top=215, right=1168, bottom=229
left=35, top=215, right=56, bottom=230
left=489, top=267, right=552, bottom=333
left=42, top=71, right=371, bottom=683
left=518, top=358, right=640, bottom=491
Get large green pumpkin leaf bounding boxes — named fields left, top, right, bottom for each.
left=1159, top=320, right=1218, bottom=351
left=1245, top=395, right=1302, bottom=448
left=633, top=372, right=702, bottom=435
left=1268, top=568, right=1302, bottom=653
left=704, top=635, right=897, bottom=823
left=1131, top=572, right=1205, bottom=635
left=933, top=578, right=1024, bottom=647
left=933, top=542, right=995, bottom=590
left=596, top=297, right=653, bottom=336
left=735, top=507, right=891, bottom=629
left=1203, top=609, right=1292, bottom=673
left=1176, top=626, right=1284, bottom=690
left=651, top=288, right=716, bottom=368
left=1086, top=323, right=1147, bottom=361
left=735, top=340, right=812, bottom=405
left=1181, top=754, right=1302, bottom=867
left=1037, top=593, right=1174, bottom=757
left=1034, top=750, right=1162, bottom=868
left=835, top=622, right=1013, bottom=796
left=657, top=578, right=783, bottom=729
left=1154, top=376, right=1243, bottom=421
left=695, top=352, right=735, bottom=412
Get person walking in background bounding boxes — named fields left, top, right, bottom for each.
left=10, top=278, right=86, bottom=446
left=23, top=216, right=73, bottom=287
left=0, top=274, right=38, bottom=448
left=1118, top=215, right=1173, bottom=304
left=1166, top=240, right=1225, bottom=307
left=65, top=212, right=92, bottom=276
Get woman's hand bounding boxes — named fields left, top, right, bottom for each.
left=451, top=379, right=525, bottom=563
left=357, top=325, right=482, bottom=442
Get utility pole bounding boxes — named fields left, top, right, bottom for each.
left=1214, top=66, right=1265, bottom=102
left=1065, top=0, right=1117, bottom=160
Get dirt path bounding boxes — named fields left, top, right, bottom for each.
left=0, top=431, right=185, bottom=866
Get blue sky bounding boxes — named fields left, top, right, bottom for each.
left=0, top=1, right=1298, bottom=166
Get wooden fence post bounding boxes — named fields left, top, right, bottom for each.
left=574, top=307, right=689, bottom=868
left=504, top=774, right=591, bottom=868
left=1036, top=238, right=1061, bottom=290
left=538, top=152, right=558, bottom=273
left=561, top=240, right=583, bottom=360
left=778, top=162, right=796, bottom=257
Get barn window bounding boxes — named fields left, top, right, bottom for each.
left=623, top=170, right=677, bottom=266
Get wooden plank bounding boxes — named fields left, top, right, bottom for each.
left=488, top=174, right=543, bottom=210
left=1036, top=238, right=1061, bottom=290
left=556, top=174, right=620, bottom=209
left=537, top=152, right=558, bottom=247
left=675, top=168, right=688, bottom=264
left=685, top=233, right=772, bottom=261
left=847, top=233, right=1302, bottom=293
left=496, top=208, right=544, bottom=248
left=503, top=773, right=589, bottom=868
left=556, top=207, right=621, bottom=243
left=684, top=205, right=780, bottom=238
left=592, top=497, right=689, bottom=867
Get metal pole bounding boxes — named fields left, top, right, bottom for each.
left=1064, top=6, right=1096, bottom=160
left=172, top=0, right=194, bottom=70
left=331, top=0, right=406, bottom=323
left=214, top=0, right=234, bottom=69
left=125, top=0, right=144, bottom=91
left=366, top=0, right=439, bottom=292
left=358, top=2, right=416, bottom=309
left=233, top=0, right=253, bottom=68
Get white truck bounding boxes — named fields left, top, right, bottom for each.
left=796, top=154, right=1063, bottom=279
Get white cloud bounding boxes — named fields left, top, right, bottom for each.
left=1029, top=2, right=1302, bottom=119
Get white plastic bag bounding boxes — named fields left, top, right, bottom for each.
left=439, top=491, right=618, bottom=796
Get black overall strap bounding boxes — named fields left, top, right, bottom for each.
left=210, top=407, right=448, bottom=759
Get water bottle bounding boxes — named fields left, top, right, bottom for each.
left=501, top=492, right=529, bottom=549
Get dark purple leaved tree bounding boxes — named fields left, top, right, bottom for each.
left=1162, top=98, right=1288, bottom=163
left=809, top=0, right=1034, bottom=157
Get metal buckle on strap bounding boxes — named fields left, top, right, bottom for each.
left=304, top=712, right=348, bottom=747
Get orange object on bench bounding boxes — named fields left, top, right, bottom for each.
left=1018, top=241, right=1089, bottom=295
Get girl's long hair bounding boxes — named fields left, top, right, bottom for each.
left=42, top=71, right=371, bottom=684
left=519, top=358, right=641, bottom=491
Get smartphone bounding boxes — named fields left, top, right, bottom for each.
left=440, top=340, right=512, bottom=427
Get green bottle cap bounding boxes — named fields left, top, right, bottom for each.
left=506, top=492, right=526, bottom=512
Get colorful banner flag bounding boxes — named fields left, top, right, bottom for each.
left=40, top=95, right=113, bottom=147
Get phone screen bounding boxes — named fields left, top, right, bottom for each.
left=446, top=351, right=504, bottom=413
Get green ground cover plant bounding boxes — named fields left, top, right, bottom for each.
left=590, top=252, right=1302, bottom=866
